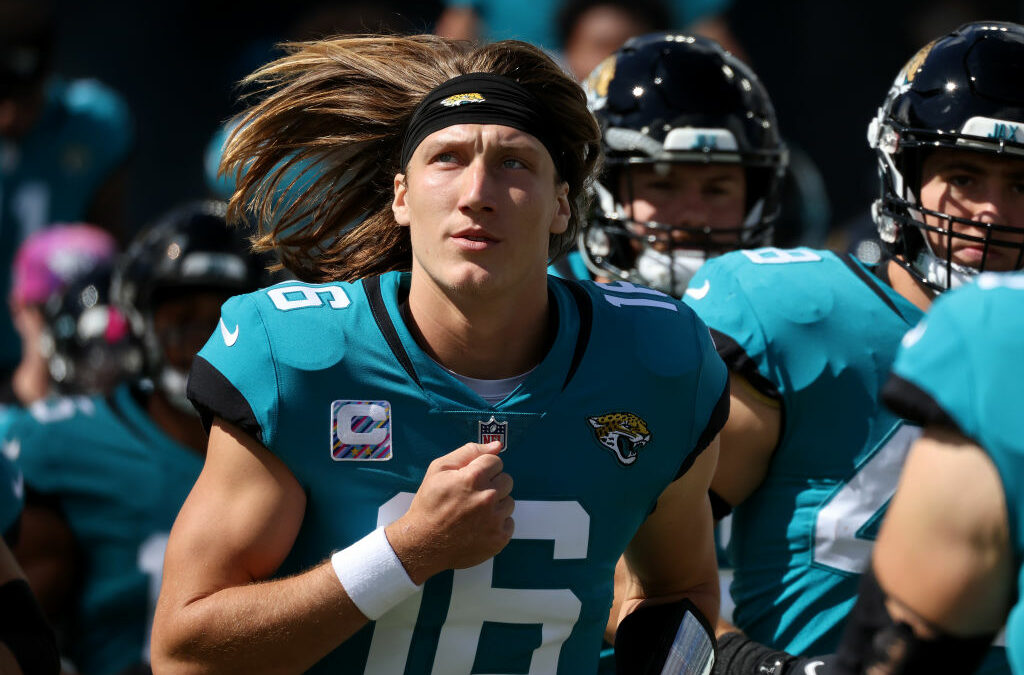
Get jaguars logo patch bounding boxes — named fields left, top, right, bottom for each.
left=441, top=92, right=486, bottom=107
left=587, top=412, right=651, bottom=466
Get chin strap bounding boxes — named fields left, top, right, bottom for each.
left=636, top=247, right=707, bottom=297
left=913, top=245, right=976, bottom=291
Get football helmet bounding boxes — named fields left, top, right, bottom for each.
left=11, top=223, right=117, bottom=307
left=112, top=201, right=268, bottom=410
left=41, top=264, right=143, bottom=395
left=580, top=33, right=787, bottom=295
left=868, top=21, right=1024, bottom=291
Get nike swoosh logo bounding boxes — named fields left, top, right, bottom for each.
left=219, top=317, right=239, bottom=347
left=804, top=660, right=825, bottom=675
left=685, top=280, right=711, bottom=300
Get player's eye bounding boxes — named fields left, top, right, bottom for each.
left=948, top=174, right=973, bottom=188
left=434, top=151, right=459, bottom=164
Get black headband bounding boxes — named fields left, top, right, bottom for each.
left=399, top=73, right=566, bottom=177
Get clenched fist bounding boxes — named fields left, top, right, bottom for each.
left=385, top=441, right=514, bottom=584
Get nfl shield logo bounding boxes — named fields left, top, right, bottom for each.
left=478, top=415, right=508, bottom=452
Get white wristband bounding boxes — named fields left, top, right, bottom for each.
left=331, top=527, right=421, bottom=620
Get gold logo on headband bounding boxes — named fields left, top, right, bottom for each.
left=441, top=93, right=486, bottom=107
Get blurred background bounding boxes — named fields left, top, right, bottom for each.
left=27, top=0, right=1024, bottom=242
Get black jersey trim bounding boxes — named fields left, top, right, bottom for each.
left=709, top=489, right=733, bottom=521
left=840, top=253, right=909, bottom=323
left=675, top=380, right=730, bottom=481
left=187, top=356, right=264, bottom=443
left=882, top=374, right=962, bottom=433
left=557, top=278, right=593, bottom=391
left=708, top=329, right=780, bottom=400
left=363, top=276, right=421, bottom=388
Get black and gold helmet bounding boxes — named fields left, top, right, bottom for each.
left=580, top=33, right=787, bottom=295
left=868, top=21, right=1024, bottom=291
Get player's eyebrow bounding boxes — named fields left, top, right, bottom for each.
left=705, top=171, right=743, bottom=183
left=935, top=160, right=985, bottom=174
left=937, top=159, right=1024, bottom=181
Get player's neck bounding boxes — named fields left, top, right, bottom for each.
left=887, top=258, right=935, bottom=313
left=404, top=277, right=553, bottom=380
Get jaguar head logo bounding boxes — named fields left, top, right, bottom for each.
left=587, top=412, right=651, bottom=466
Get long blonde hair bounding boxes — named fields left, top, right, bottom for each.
left=222, top=34, right=602, bottom=282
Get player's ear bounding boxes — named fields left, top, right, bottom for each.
left=392, top=173, right=410, bottom=227
left=549, top=180, right=570, bottom=235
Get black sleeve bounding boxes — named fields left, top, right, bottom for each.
left=676, top=380, right=730, bottom=480
left=709, top=329, right=781, bottom=401
left=881, top=375, right=962, bottom=433
left=186, top=355, right=264, bottom=443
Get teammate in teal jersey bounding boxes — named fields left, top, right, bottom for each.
left=824, top=272, right=1024, bottom=674
left=9, top=202, right=266, bottom=675
left=153, top=34, right=728, bottom=675
left=0, top=1, right=133, bottom=382
left=571, top=34, right=787, bottom=671
left=688, top=22, right=1024, bottom=675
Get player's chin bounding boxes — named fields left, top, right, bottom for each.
left=445, top=262, right=505, bottom=294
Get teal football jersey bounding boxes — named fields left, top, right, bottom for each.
left=886, top=272, right=1024, bottom=673
left=188, top=271, right=728, bottom=675
left=9, top=385, right=202, bottom=675
left=684, top=247, right=926, bottom=654
left=0, top=78, right=133, bottom=370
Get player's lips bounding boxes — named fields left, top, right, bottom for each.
left=953, top=243, right=1015, bottom=266
left=451, top=227, right=501, bottom=250
left=954, top=245, right=988, bottom=264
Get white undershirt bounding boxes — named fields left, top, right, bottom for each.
left=445, top=367, right=534, bottom=404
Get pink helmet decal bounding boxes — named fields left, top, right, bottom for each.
left=11, top=223, right=118, bottom=305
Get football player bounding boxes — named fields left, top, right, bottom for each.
left=153, top=34, right=728, bottom=675
left=7, top=224, right=119, bottom=405
left=8, top=201, right=266, bottom=675
left=573, top=33, right=788, bottom=295
left=690, top=22, right=1024, bottom=675
left=829, top=271, right=1024, bottom=674
left=574, top=34, right=787, bottom=671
